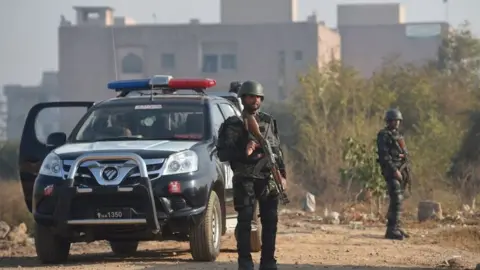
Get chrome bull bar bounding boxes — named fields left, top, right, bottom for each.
left=64, top=152, right=160, bottom=234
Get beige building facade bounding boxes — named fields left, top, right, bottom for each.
left=338, top=3, right=448, bottom=76
left=58, top=1, right=340, bottom=103
left=3, top=2, right=452, bottom=140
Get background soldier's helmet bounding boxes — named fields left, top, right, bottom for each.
left=385, top=108, right=403, bottom=121
left=229, top=81, right=242, bottom=94
left=238, top=80, right=265, bottom=100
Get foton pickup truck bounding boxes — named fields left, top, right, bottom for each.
left=18, top=76, right=261, bottom=264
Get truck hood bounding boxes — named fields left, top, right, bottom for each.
left=53, top=140, right=199, bottom=157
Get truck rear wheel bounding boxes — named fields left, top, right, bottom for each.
left=189, top=190, right=222, bottom=261
left=234, top=200, right=262, bottom=252
left=250, top=200, right=262, bottom=252
left=34, top=222, right=71, bottom=264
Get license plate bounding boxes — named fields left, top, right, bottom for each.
left=95, top=208, right=131, bottom=219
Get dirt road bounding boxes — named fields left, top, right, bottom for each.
left=1, top=215, right=479, bottom=270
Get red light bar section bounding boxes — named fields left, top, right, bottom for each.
left=167, top=78, right=216, bottom=89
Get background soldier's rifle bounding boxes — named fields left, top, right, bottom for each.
left=243, top=112, right=290, bottom=205
left=396, top=136, right=413, bottom=196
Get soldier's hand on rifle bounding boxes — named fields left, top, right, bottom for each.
left=246, top=140, right=260, bottom=156
left=394, top=170, right=402, bottom=180
left=281, top=176, right=287, bottom=190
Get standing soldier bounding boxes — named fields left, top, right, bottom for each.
left=376, top=108, right=410, bottom=240
left=217, top=80, right=287, bottom=270
left=229, top=81, right=243, bottom=94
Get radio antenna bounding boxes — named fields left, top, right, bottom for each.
left=111, top=26, right=119, bottom=80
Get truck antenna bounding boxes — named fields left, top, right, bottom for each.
left=111, top=27, right=119, bottom=80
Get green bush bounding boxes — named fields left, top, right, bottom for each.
left=268, top=22, right=480, bottom=209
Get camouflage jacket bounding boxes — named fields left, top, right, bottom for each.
left=376, top=127, right=408, bottom=172
left=231, top=111, right=286, bottom=179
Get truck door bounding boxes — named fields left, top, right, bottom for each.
left=217, top=93, right=243, bottom=112
left=18, top=101, right=94, bottom=212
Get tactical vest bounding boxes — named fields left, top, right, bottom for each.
left=232, top=111, right=280, bottom=178
left=384, top=129, right=407, bottom=163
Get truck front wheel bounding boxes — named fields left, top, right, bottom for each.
left=189, top=190, right=222, bottom=261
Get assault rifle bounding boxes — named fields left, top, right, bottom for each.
left=395, top=136, right=413, bottom=196
left=398, top=158, right=413, bottom=196
left=243, top=112, right=290, bottom=205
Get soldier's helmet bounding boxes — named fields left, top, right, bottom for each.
left=238, top=80, right=264, bottom=100
left=229, top=81, right=242, bottom=94
left=385, top=108, right=403, bottom=121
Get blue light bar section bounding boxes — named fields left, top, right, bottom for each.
left=107, top=79, right=151, bottom=91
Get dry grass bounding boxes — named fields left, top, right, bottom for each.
left=0, top=180, right=33, bottom=231
left=416, top=226, right=480, bottom=253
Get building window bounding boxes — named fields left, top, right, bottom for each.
left=221, top=54, right=237, bottom=70
left=294, top=50, right=303, bottom=61
left=121, top=53, right=143, bottom=74
left=202, top=54, right=218, bottom=73
left=161, top=53, right=175, bottom=69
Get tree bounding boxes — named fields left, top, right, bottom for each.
left=339, top=137, right=385, bottom=213
left=266, top=23, right=480, bottom=209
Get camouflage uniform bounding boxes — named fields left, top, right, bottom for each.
left=376, top=108, right=410, bottom=240
left=231, top=81, right=286, bottom=270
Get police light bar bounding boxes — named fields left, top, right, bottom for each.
left=107, top=76, right=216, bottom=91
left=168, top=78, right=216, bottom=89
left=107, top=79, right=151, bottom=91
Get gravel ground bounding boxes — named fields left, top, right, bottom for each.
left=1, top=215, right=479, bottom=270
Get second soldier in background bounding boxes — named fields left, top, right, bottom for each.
left=376, top=108, right=411, bottom=240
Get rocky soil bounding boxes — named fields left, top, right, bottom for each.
left=1, top=206, right=480, bottom=270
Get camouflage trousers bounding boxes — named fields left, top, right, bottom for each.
left=233, top=175, right=279, bottom=269
left=384, top=173, right=404, bottom=230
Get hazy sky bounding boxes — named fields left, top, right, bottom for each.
left=0, top=0, right=478, bottom=88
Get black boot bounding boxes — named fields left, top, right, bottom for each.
left=259, top=259, right=278, bottom=270
left=385, top=227, right=404, bottom=240
left=238, top=259, right=254, bottom=270
left=398, top=227, right=410, bottom=238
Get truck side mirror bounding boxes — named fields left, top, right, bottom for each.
left=46, top=132, right=67, bottom=147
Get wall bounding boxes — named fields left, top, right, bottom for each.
left=337, top=3, right=404, bottom=26
left=339, top=23, right=447, bottom=76
left=58, top=21, right=339, bottom=102
left=220, top=0, right=297, bottom=24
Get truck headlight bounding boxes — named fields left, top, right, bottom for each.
left=163, top=150, right=198, bottom=176
left=39, top=153, right=63, bottom=178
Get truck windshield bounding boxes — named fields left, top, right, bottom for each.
left=71, top=103, right=206, bottom=142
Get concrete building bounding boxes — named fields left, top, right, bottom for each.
left=3, top=72, right=60, bottom=141
left=338, top=3, right=449, bottom=76
left=57, top=1, right=340, bottom=103
left=46, top=1, right=452, bottom=111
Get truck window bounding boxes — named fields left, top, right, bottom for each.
left=72, top=102, right=206, bottom=142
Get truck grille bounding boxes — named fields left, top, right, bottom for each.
left=62, top=158, right=164, bottom=186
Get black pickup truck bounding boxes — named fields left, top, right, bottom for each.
left=18, top=76, right=261, bottom=264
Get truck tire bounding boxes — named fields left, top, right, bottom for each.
left=34, top=222, right=71, bottom=264
left=109, top=240, right=139, bottom=256
left=234, top=200, right=262, bottom=252
left=189, top=190, right=222, bottom=261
